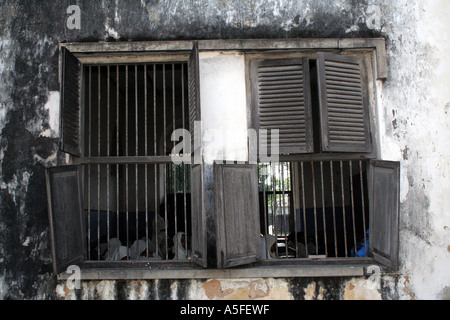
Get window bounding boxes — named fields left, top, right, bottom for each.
left=46, top=39, right=399, bottom=278
left=249, top=50, right=399, bottom=268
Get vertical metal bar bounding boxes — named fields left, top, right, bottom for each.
left=116, top=65, right=120, bottom=259
left=87, top=66, right=92, bottom=260
left=311, top=161, right=318, bottom=255
left=172, top=64, right=178, bottom=260
left=262, top=164, right=269, bottom=259
left=300, top=161, right=308, bottom=257
left=153, top=65, right=159, bottom=259
left=97, top=66, right=101, bottom=260
left=340, top=160, right=348, bottom=257
left=135, top=65, right=139, bottom=258
left=349, top=160, right=357, bottom=257
left=163, top=64, right=168, bottom=260
left=181, top=63, right=188, bottom=258
left=359, top=160, right=368, bottom=257
left=330, top=161, right=338, bottom=257
left=291, top=162, right=299, bottom=258
left=107, top=65, right=110, bottom=254
left=272, top=163, right=278, bottom=258
left=320, top=161, right=328, bottom=257
left=281, top=163, right=288, bottom=258
left=125, top=64, right=129, bottom=259
left=144, top=64, right=149, bottom=258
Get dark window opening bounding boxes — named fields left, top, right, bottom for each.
left=82, top=63, right=192, bottom=262
left=259, top=160, right=370, bottom=260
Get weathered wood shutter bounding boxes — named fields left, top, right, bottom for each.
left=188, top=42, right=208, bottom=268
left=317, top=53, right=371, bottom=153
left=46, top=165, right=86, bottom=274
left=368, top=160, right=400, bottom=270
left=254, top=58, right=313, bottom=155
left=188, top=41, right=201, bottom=155
left=60, top=47, right=83, bottom=157
left=214, top=163, right=261, bottom=268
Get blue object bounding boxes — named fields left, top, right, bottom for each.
left=351, top=229, right=370, bottom=257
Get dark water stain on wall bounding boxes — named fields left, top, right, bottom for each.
left=0, top=0, right=383, bottom=299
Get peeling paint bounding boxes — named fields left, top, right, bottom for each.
left=0, top=0, right=449, bottom=300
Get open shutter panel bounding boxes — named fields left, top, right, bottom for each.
left=215, top=163, right=261, bottom=268
left=188, top=41, right=201, bottom=155
left=317, top=53, right=371, bottom=153
left=255, top=58, right=313, bottom=155
left=369, top=160, right=400, bottom=270
left=46, top=165, right=86, bottom=274
left=60, top=47, right=82, bottom=157
left=188, top=42, right=208, bottom=268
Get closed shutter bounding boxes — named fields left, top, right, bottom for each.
left=214, top=163, right=260, bottom=268
left=190, top=163, right=208, bottom=268
left=317, top=53, right=371, bottom=153
left=46, top=165, right=86, bottom=274
left=60, top=47, right=83, bottom=157
left=368, top=160, right=400, bottom=270
left=254, top=58, right=313, bottom=155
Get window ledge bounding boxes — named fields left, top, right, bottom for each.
left=57, top=262, right=384, bottom=281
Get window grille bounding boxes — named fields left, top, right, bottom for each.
left=82, top=63, right=191, bottom=262
left=259, top=159, right=369, bottom=260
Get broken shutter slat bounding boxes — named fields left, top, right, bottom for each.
left=255, top=58, right=313, bottom=155
left=215, top=163, right=261, bottom=268
left=369, top=160, right=400, bottom=270
left=317, top=53, right=371, bottom=153
left=46, top=165, right=86, bottom=274
left=60, top=47, right=83, bottom=157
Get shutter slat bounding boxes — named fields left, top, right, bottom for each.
left=317, top=53, right=371, bottom=153
left=60, top=47, right=82, bottom=156
left=255, top=58, right=313, bottom=154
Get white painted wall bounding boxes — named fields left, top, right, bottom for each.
left=380, top=0, right=450, bottom=300
left=198, top=51, right=249, bottom=165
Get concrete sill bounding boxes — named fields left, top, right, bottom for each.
left=57, top=263, right=380, bottom=281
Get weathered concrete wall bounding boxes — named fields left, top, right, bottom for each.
left=0, top=0, right=449, bottom=300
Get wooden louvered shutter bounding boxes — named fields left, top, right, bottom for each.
left=46, top=165, right=86, bottom=274
left=188, top=42, right=208, bottom=268
left=188, top=42, right=201, bottom=155
left=317, top=53, right=371, bottom=153
left=254, top=58, right=313, bottom=155
left=60, top=47, right=83, bottom=157
left=369, top=160, right=400, bottom=270
left=215, top=163, right=260, bottom=268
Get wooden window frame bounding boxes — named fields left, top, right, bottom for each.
left=52, top=39, right=400, bottom=281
